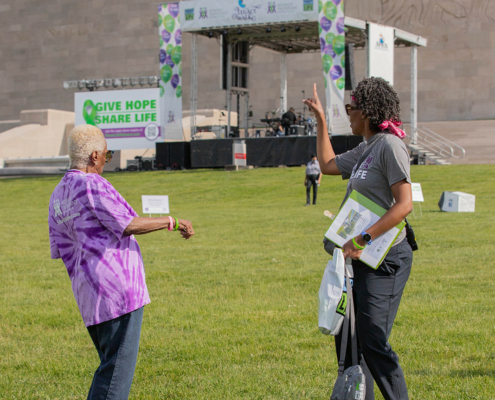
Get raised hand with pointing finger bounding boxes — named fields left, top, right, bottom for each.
left=302, top=83, right=325, bottom=122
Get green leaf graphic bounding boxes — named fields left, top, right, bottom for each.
left=83, top=100, right=97, bottom=126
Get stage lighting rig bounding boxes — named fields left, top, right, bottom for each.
left=64, top=76, right=160, bottom=91
left=86, top=80, right=96, bottom=91
left=148, top=76, right=159, bottom=86
left=63, top=81, right=78, bottom=89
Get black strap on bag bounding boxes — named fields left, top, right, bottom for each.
left=331, top=263, right=366, bottom=400
left=337, top=267, right=358, bottom=374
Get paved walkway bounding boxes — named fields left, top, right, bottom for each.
left=419, top=120, right=495, bottom=165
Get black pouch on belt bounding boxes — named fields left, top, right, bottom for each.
left=404, top=218, right=418, bottom=251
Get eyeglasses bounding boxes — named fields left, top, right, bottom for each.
left=345, top=104, right=359, bottom=116
left=105, top=151, right=114, bottom=163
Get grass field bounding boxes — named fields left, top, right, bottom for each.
left=0, top=164, right=494, bottom=399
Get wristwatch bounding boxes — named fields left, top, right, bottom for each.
left=361, top=231, right=372, bottom=245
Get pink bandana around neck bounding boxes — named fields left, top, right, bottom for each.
left=378, top=120, right=407, bottom=139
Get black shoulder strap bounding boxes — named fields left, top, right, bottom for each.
left=348, top=269, right=358, bottom=366
left=337, top=265, right=358, bottom=373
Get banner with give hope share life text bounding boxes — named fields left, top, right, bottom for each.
left=318, top=0, right=350, bottom=135
left=158, top=3, right=183, bottom=140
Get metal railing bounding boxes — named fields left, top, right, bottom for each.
left=404, top=124, right=465, bottom=160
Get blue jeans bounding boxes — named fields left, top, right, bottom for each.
left=87, top=307, right=144, bottom=400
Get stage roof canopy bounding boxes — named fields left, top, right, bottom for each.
left=191, top=17, right=426, bottom=54
left=177, top=1, right=426, bottom=53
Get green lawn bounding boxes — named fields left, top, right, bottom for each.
left=0, top=165, right=494, bottom=399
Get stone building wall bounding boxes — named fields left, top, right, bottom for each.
left=0, top=0, right=493, bottom=127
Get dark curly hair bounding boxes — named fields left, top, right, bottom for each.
left=351, top=77, right=401, bottom=132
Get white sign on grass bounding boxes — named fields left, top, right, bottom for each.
left=142, top=195, right=170, bottom=214
left=411, top=183, right=424, bottom=202
left=75, top=88, right=161, bottom=150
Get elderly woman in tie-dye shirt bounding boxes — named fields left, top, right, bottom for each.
left=48, top=124, right=194, bottom=399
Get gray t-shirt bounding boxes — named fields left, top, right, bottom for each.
left=306, top=160, right=321, bottom=175
left=335, top=133, right=411, bottom=245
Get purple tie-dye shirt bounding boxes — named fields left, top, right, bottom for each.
left=48, top=170, right=150, bottom=327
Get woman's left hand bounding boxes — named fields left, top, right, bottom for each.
left=342, top=237, right=363, bottom=260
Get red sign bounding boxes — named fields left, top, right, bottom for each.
left=234, top=153, right=246, bottom=159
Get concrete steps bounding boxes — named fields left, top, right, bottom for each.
left=417, top=120, right=495, bottom=165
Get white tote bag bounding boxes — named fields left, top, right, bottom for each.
left=318, top=248, right=346, bottom=335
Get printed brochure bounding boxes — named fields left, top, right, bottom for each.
left=324, top=190, right=406, bottom=269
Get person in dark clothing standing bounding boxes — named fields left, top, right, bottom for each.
left=304, top=78, right=413, bottom=400
left=304, top=154, right=321, bottom=206
left=281, top=107, right=297, bottom=135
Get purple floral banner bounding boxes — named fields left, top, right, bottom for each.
left=318, top=0, right=350, bottom=135
left=158, top=3, right=183, bottom=140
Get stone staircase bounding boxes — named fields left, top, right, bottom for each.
left=403, top=124, right=466, bottom=165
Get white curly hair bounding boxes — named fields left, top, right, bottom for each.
left=68, top=124, right=107, bottom=169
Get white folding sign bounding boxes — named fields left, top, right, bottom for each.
left=142, top=195, right=170, bottom=215
left=411, top=183, right=424, bottom=202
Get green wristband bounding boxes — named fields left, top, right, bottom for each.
left=174, top=217, right=179, bottom=231
left=352, top=237, right=365, bottom=250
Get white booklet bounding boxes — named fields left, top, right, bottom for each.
left=324, top=190, right=406, bottom=269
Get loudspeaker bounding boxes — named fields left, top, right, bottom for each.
left=289, top=125, right=305, bottom=136
left=221, top=39, right=249, bottom=90
left=345, top=44, right=356, bottom=91
left=330, top=135, right=348, bottom=155
left=347, top=135, right=364, bottom=151
left=155, top=142, right=169, bottom=170
left=169, top=142, right=191, bottom=169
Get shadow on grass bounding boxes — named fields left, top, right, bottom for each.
left=449, top=369, right=495, bottom=378
left=412, top=369, right=495, bottom=378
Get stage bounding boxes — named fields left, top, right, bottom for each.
left=156, top=135, right=363, bottom=169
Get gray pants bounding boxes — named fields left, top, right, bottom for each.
left=87, top=307, right=144, bottom=400
left=335, top=239, right=413, bottom=400
left=306, top=174, right=319, bottom=204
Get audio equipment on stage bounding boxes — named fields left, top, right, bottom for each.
left=289, top=125, right=305, bottom=136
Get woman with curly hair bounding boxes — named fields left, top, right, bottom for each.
left=304, top=77, right=413, bottom=400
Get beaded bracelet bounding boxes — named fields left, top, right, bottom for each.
left=352, top=237, right=365, bottom=250
left=174, top=217, right=179, bottom=231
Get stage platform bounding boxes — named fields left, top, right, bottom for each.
left=156, top=135, right=363, bottom=169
